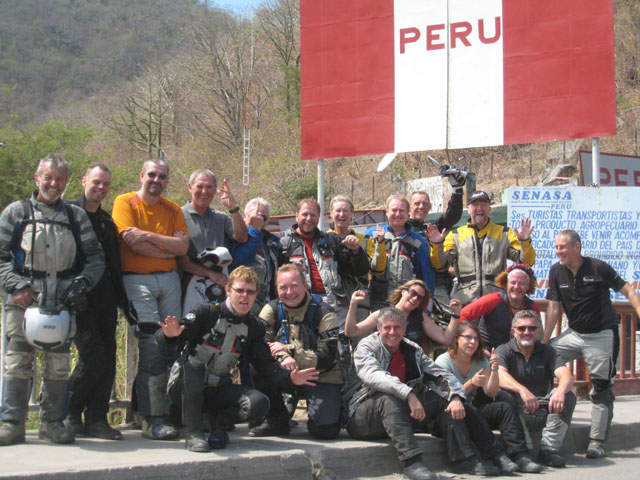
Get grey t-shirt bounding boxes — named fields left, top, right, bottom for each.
left=182, top=203, right=234, bottom=255
left=435, top=352, right=488, bottom=401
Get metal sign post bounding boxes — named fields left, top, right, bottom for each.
left=592, top=137, right=601, bottom=185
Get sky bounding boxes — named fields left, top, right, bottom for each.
left=217, top=0, right=264, bottom=14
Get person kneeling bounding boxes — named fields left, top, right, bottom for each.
left=250, top=264, right=343, bottom=440
left=345, top=307, right=514, bottom=480
left=157, top=266, right=318, bottom=452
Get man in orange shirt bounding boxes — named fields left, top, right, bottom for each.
left=112, top=157, right=189, bottom=440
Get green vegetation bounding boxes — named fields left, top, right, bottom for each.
left=0, top=121, right=97, bottom=209
left=0, top=0, right=206, bottom=121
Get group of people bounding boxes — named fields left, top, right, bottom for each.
left=1, top=155, right=639, bottom=480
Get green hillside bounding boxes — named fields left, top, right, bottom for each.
left=0, top=0, right=207, bottom=121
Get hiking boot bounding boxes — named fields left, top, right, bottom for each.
left=0, top=421, right=25, bottom=446
left=248, top=420, right=290, bottom=437
left=64, top=414, right=86, bottom=437
left=493, top=453, right=519, bottom=475
left=142, top=416, right=179, bottom=440
left=586, top=439, right=606, bottom=459
left=85, top=421, right=123, bottom=440
left=185, top=430, right=210, bottom=453
left=207, top=428, right=230, bottom=450
left=403, top=460, right=436, bottom=480
left=468, top=456, right=500, bottom=476
left=39, top=420, right=75, bottom=444
left=513, top=453, right=544, bottom=473
left=537, top=449, right=566, bottom=468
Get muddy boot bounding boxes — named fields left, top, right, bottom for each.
left=248, top=413, right=290, bottom=437
left=39, top=379, right=75, bottom=444
left=64, top=413, right=86, bottom=437
left=185, top=429, right=210, bottom=452
left=0, top=376, right=30, bottom=446
left=0, top=421, right=25, bottom=446
left=39, top=420, right=75, bottom=444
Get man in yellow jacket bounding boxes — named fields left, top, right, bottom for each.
left=431, top=191, right=535, bottom=306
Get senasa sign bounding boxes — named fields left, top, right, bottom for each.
left=300, top=0, right=616, bottom=160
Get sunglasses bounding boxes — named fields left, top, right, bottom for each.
left=231, top=287, right=257, bottom=296
left=407, top=288, right=425, bottom=301
left=515, top=325, right=539, bottom=333
left=147, top=172, right=168, bottom=180
left=460, top=334, right=478, bottom=342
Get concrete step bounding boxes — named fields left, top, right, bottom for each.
left=1, top=396, right=639, bottom=479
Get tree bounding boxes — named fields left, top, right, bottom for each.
left=111, top=66, right=186, bottom=157
left=256, top=0, right=301, bottom=121
left=186, top=12, right=277, bottom=150
left=0, top=121, right=96, bottom=208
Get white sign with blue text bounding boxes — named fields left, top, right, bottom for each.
left=507, top=186, right=640, bottom=302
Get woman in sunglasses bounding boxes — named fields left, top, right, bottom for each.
left=435, top=323, right=544, bottom=473
left=345, top=279, right=459, bottom=348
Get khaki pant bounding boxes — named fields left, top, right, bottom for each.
left=3, top=302, right=73, bottom=381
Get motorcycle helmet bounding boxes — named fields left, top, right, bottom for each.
left=23, top=306, right=71, bottom=350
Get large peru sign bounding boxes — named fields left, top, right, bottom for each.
left=300, top=0, right=616, bottom=160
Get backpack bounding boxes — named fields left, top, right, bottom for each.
left=273, top=293, right=323, bottom=346
left=10, top=199, right=85, bottom=279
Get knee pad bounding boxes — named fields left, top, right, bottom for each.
left=183, top=359, right=206, bottom=385
left=307, top=419, right=341, bottom=440
left=42, top=352, right=71, bottom=380
left=590, top=381, right=614, bottom=405
left=243, top=389, right=270, bottom=423
left=6, top=336, right=32, bottom=353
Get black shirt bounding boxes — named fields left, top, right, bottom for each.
left=69, top=195, right=125, bottom=304
left=546, top=256, right=625, bottom=334
left=405, top=309, right=424, bottom=347
left=406, top=192, right=463, bottom=236
left=496, top=338, right=564, bottom=398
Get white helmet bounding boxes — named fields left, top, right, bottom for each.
left=196, top=246, right=233, bottom=271
left=23, top=307, right=71, bottom=350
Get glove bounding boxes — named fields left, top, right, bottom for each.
left=447, top=170, right=467, bottom=188
left=63, top=277, right=89, bottom=312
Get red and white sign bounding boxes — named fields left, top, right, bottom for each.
left=579, top=151, right=640, bottom=186
left=300, top=0, right=616, bottom=160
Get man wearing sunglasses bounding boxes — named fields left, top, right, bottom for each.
left=157, top=266, right=319, bottom=452
left=228, top=197, right=280, bottom=314
left=112, top=157, right=190, bottom=441
left=545, top=229, right=640, bottom=460
left=496, top=310, right=576, bottom=468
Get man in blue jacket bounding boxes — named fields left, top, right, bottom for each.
left=365, top=195, right=443, bottom=311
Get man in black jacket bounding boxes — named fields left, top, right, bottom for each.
left=406, top=173, right=465, bottom=306
left=279, top=198, right=369, bottom=326
left=158, top=266, right=319, bottom=452
left=65, top=164, right=136, bottom=440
